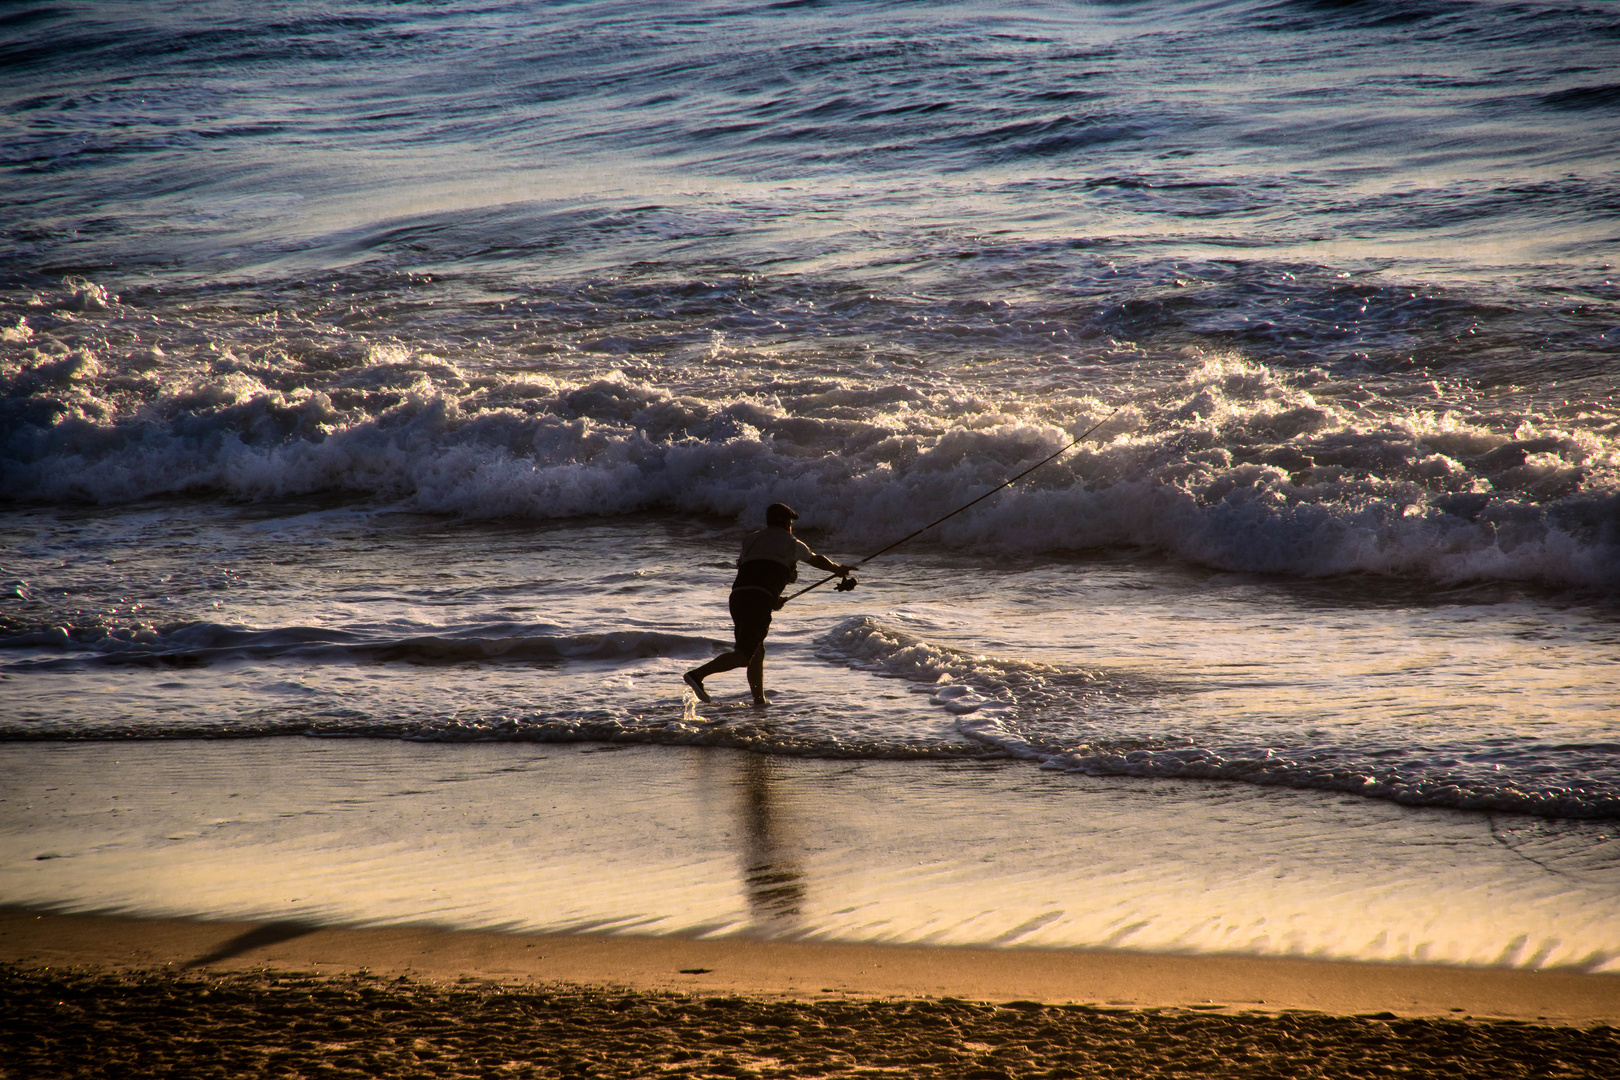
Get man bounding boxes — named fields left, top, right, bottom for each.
left=685, top=502, right=853, bottom=708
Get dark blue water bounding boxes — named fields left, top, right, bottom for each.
left=7, top=1, right=1620, bottom=288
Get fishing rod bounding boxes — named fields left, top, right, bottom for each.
left=780, top=407, right=1122, bottom=605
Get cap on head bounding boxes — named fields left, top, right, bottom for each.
left=765, top=502, right=798, bottom=529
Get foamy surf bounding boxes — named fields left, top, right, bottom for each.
left=4, top=599, right=1616, bottom=821
left=4, top=275, right=1616, bottom=591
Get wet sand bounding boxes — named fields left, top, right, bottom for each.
left=3, top=909, right=1616, bottom=1079
left=8, top=741, right=1619, bottom=973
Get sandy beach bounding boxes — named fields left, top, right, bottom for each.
left=6, top=908, right=1620, bottom=1022
left=4, top=739, right=1617, bottom=1076
left=4, top=909, right=1618, bottom=1079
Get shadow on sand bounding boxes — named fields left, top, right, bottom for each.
left=185, top=922, right=318, bottom=969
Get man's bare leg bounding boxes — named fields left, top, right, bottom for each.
left=686, top=651, right=749, bottom=703
left=747, top=644, right=766, bottom=708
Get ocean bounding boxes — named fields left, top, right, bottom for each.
left=2, top=0, right=1618, bottom=968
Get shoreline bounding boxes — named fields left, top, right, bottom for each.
left=7, top=740, right=1616, bottom=975
left=3, top=908, right=1614, bottom=1025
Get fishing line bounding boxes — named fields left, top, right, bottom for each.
left=781, top=407, right=1122, bottom=605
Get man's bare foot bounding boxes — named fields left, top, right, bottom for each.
left=751, top=695, right=768, bottom=709
left=683, top=672, right=711, bottom=703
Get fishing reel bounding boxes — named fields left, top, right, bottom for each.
left=835, top=575, right=858, bottom=592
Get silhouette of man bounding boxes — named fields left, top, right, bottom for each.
left=685, top=503, right=852, bottom=708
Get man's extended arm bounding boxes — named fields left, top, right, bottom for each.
left=804, top=551, right=853, bottom=577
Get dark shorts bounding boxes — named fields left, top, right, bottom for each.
left=729, top=590, right=775, bottom=657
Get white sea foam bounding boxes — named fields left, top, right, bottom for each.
left=816, top=616, right=1620, bottom=821
left=5, top=317, right=1615, bottom=591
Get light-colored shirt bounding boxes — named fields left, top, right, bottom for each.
left=737, top=527, right=814, bottom=569
left=730, top=527, right=819, bottom=598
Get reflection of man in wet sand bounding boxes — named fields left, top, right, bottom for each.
left=685, top=503, right=852, bottom=708
left=734, top=753, right=805, bottom=927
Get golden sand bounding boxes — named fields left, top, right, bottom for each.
left=3, top=909, right=1616, bottom=1079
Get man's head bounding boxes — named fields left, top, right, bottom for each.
left=765, top=502, right=798, bottom=529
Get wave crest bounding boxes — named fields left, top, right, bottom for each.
left=4, top=280, right=1617, bottom=591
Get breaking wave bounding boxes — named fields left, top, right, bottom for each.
left=821, top=616, right=1620, bottom=821
left=3, top=275, right=1616, bottom=592
left=0, top=619, right=722, bottom=672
